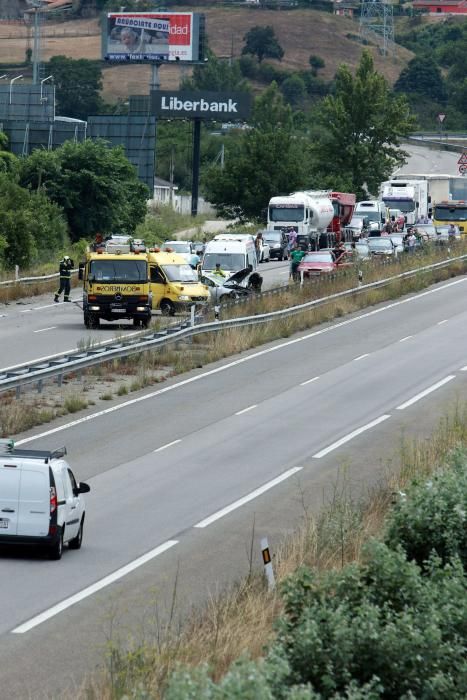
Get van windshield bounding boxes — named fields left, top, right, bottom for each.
left=89, top=260, right=147, bottom=283
left=203, top=253, right=245, bottom=271
left=161, top=265, right=198, bottom=282
left=355, top=210, right=381, bottom=223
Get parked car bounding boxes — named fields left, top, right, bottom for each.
left=389, top=234, right=404, bottom=256
left=367, top=238, right=396, bottom=258
left=161, top=241, right=200, bottom=268
left=435, top=225, right=461, bottom=244
left=262, top=230, right=289, bottom=260
left=344, top=242, right=371, bottom=261
left=131, top=238, right=146, bottom=253
left=200, top=267, right=260, bottom=303
left=413, top=223, right=437, bottom=240
left=297, top=251, right=352, bottom=277
left=0, top=440, right=90, bottom=560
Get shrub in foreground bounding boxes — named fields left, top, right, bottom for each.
left=385, top=448, right=467, bottom=570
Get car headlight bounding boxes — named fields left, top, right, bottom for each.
left=178, top=295, right=190, bottom=301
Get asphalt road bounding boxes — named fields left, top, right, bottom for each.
left=2, top=273, right=467, bottom=697
left=0, top=260, right=289, bottom=371
left=396, top=141, right=462, bottom=175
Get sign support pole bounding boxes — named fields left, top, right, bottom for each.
left=191, top=118, right=201, bottom=217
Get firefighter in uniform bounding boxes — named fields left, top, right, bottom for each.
left=54, top=255, right=74, bottom=302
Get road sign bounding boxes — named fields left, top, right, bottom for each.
left=438, top=113, right=446, bottom=123
left=459, top=164, right=467, bottom=175
left=458, top=153, right=467, bottom=165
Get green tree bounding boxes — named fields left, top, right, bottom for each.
left=0, top=131, right=17, bottom=174
left=182, top=50, right=251, bottom=93
left=312, top=50, right=416, bottom=198
left=394, top=55, right=447, bottom=102
left=0, top=174, right=67, bottom=269
left=242, top=26, right=284, bottom=63
left=19, top=140, right=149, bottom=241
left=280, top=74, right=307, bottom=107
left=203, top=83, right=307, bottom=220
left=47, top=56, right=104, bottom=120
left=309, top=54, right=325, bottom=76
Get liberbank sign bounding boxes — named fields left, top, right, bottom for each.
left=151, top=90, right=252, bottom=121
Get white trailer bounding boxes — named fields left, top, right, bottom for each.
left=267, top=190, right=334, bottom=246
left=391, top=174, right=467, bottom=218
left=381, top=179, right=428, bottom=225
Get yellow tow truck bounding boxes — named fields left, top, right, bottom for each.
left=147, top=249, right=209, bottom=315
left=78, top=250, right=152, bottom=329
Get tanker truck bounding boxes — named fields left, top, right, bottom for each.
left=267, top=190, right=334, bottom=249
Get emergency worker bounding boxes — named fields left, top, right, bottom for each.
left=54, top=255, right=74, bottom=303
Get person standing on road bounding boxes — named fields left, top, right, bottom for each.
left=290, top=244, right=305, bottom=280
left=406, top=231, right=416, bottom=253
left=448, top=224, right=458, bottom=241
left=255, top=232, right=263, bottom=264
left=54, top=255, right=74, bottom=303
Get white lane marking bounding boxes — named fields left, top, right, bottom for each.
left=313, top=415, right=391, bottom=459
left=396, top=376, right=455, bottom=410
left=33, top=326, right=57, bottom=334
left=280, top=271, right=289, bottom=275
left=300, top=376, right=320, bottom=386
left=461, top=366, right=467, bottom=372
left=11, top=540, right=178, bottom=634
left=19, top=309, right=31, bottom=313
left=16, top=276, right=467, bottom=446
left=19, top=298, right=80, bottom=313
left=438, top=319, right=448, bottom=325
left=154, top=439, right=181, bottom=453
left=194, top=467, right=303, bottom=528
left=353, top=353, right=369, bottom=361
left=1, top=331, right=141, bottom=374
left=235, top=404, right=257, bottom=415
left=399, top=335, right=413, bottom=343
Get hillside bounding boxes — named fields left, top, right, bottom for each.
left=0, top=8, right=413, bottom=102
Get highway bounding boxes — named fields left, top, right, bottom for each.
left=2, top=272, right=467, bottom=697
left=0, top=260, right=288, bottom=371
left=0, top=141, right=466, bottom=698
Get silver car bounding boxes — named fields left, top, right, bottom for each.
left=200, top=268, right=253, bottom=303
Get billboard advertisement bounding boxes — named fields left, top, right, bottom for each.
left=103, top=12, right=201, bottom=63
left=151, top=91, right=252, bottom=121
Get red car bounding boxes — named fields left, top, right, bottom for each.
left=297, top=251, right=352, bottom=277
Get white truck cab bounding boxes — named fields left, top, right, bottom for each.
left=0, top=440, right=90, bottom=560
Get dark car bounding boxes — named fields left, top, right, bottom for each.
left=262, top=230, right=289, bottom=261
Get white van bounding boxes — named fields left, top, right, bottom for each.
left=0, top=440, right=90, bottom=560
left=354, top=201, right=386, bottom=233
left=202, top=235, right=257, bottom=277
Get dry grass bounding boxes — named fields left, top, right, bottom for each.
left=0, top=10, right=412, bottom=104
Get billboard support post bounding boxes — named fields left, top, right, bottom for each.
left=191, top=118, right=201, bottom=217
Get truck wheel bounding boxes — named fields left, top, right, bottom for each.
left=160, top=299, right=175, bottom=316
left=84, top=313, right=91, bottom=329
left=49, top=528, right=64, bottom=560
left=69, top=518, right=84, bottom=550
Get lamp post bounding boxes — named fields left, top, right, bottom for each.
left=9, top=75, right=23, bottom=105
left=40, top=75, right=53, bottom=102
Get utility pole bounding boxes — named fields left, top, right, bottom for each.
left=31, top=1, right=43, bottom=85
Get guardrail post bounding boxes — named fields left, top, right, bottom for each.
left=358, top=269, right=363, bottom=287
left=214, top=304, right=220, bottom=321
left=16, top=385, right=21, bottom=399
left=37, top=379, right=43, bottom=393
left=190, top=304, right=195, bottom=327
left=300, top=269, right=304, bottom=287
left=56, top=374, right=63, bottom=387
left=15, top=265, right=19, bottom=281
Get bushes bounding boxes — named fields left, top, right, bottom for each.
left=162, top=452, right=467, bottom=699
left=385, top=448, right=467, bottom=570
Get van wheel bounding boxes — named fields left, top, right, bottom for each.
left=69, top=518, right=84, bottom=550
left=160, top=299, right=175, bottom=316
left=49, top=528, right=64, bottom=560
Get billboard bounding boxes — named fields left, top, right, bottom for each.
left=103, top=12, right=202, bottom=63
left=151, top=91, right=252, bottom=121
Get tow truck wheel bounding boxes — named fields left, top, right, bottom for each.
left=84, top=313, right=91, bottom=329
left=160, top=299, right=175, bottom=316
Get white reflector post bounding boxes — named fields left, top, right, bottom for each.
left=261, top=537, right=275, bottom=591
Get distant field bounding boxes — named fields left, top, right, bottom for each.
left=0, top=9, right=413, bottom=102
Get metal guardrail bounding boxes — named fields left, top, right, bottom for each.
left=2, top=255, right=466, bottom=396
left=0, top=269, right=78, bottom=287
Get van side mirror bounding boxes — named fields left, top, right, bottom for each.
left=78, top=263, right=85, bottom=281
left=75, top=482, right=90, bottom=495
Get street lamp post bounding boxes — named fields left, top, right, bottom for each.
left=9, top=75, right=23, bottom=105
left=40, top=75, right=53, bottom=102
